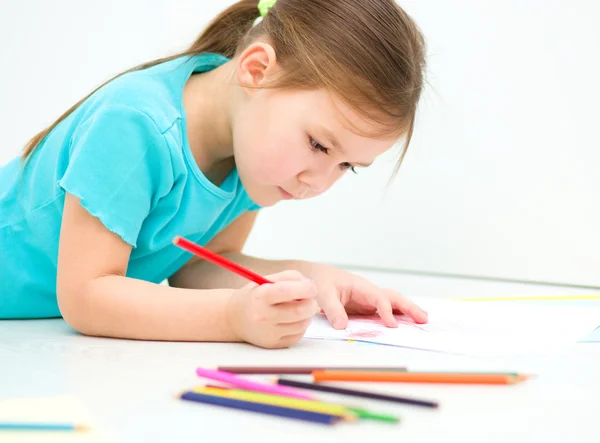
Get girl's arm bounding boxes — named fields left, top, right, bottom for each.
left=170, top=211, right=428, bottom=330
left=57, top=193, right=238, bottom=342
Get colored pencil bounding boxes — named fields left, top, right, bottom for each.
left=347, top=408, right=400, bottom=423
left=217, top=366, right=408, bottom=374
left=313, top=370, right=523, bottom=384
left=456, top=295, right=600, bottom=302
left=200, top=385, right=400, bottom=423
left=194, top=387, right=357, bottom=420
left=277, top=378, right=439, bottom=408
left=173, top=236, right=272, bottom=285
left=180, top=391, right=340, bottom=425
left=216, top=367, right=526, bottom=378
left=196, top=367, right=315, bottom=400
left=0, top=422, right=88, bottom=432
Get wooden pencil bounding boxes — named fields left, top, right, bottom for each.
left=196, top=386, right=399, bottom=424
left=194, top=387, right=357, bottom=421
left=277, top=378, right=439, bottom=408
left=173, top=236, right=272, bottom=285
left=313, top=370, right=522, bottom=384
left=0, top=422, right=88, bottom=432
left=217, top=366, right=407, bottom=374
left=179, top=391, right=340, bottom=425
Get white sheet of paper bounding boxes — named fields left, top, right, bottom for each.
left=305, top=297, right=600, bottom=357
left=0, top=395, right=117, bottom=443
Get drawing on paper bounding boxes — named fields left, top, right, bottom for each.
left=347, top=329, right=384, bottom=339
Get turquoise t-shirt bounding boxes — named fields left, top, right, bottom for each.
left=0, top=53, right=260, bottom=319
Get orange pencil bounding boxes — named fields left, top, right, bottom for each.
left=312, top=370, right=524, bottom=385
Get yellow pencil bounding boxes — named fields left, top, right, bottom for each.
left=455, top=295, right=600, bottom=302
left=193, top=387, right=357, bottom=421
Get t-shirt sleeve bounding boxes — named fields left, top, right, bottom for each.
left=58, top=104, right=171, bottom=247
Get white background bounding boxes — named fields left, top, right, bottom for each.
left=1, top=1, right=599, bottom=287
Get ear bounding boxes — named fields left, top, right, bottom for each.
left=236, top=42, right=278, bottom=90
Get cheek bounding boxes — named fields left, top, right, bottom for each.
left=233, top=99, right=311, bottom=185
left=247, top=135, right=309, bottom=184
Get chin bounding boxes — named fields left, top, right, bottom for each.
left=260, top=197, right=281, bottom=207
left=245, top=190, right=279, bottom=208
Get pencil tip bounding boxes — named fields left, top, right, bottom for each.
left=173, top=236, right=181, bottom=245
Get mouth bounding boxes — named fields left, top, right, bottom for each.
left=278, top=187, right=294, bottom=200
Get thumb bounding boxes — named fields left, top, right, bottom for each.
left=318, top=289, right=348, bottom=330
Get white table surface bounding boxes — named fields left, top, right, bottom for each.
left=1, top=270, right=599, bottom=443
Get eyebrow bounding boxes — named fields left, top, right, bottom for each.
left=318, top=127, right=374, bottom=167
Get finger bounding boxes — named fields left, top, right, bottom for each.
left=277, top=318, right=313, bottom=337
left=374, top=296, right=398, bottom=328
left=277, top=333, right=306, bottom=349
left=318, top=289, right=348, bottom=330
left=259, top=279, right=317, bottom=305
left=352, top=279, right=397, bottom=328
left=272, top=298, right=318, bottom=323
left=264, top=270, right=306, bottom=283
left=386, top=290, right=428, bottom=323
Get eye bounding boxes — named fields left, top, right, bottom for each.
left=309, top=137, right=329, bottom=154
left=341, top=163, right=358, bottom=174
left=309, top=136, right=358, bottom=174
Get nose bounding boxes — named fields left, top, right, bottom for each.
left=297, top=169, right=335, bottom=197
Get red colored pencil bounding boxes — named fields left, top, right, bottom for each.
left=173, top=236, right=272, bottom=285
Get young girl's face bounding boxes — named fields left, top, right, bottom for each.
left=232, top=86, right=396, bottom=207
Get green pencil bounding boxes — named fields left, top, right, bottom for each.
left=347, top=408, right=400, bottom=423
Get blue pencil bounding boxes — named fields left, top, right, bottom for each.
left=0, top=422, right=87, bottom=431
left=180, top=391, right=340, bottom=425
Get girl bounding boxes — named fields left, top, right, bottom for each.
left=0, top=0, right=428, bottom=349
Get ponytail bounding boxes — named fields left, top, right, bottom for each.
left=189, top=0, right=260, bottom=58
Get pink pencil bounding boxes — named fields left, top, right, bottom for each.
left=195, top=368, right=315, bottom=401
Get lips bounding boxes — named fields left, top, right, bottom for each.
left=278, top=187, right=294, bottom=199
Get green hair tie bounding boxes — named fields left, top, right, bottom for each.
left=258, top=0, right=277, bottom=17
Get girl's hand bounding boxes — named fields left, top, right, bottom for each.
left=226, top=270, right=319, bottom=349
left=302, top=264, right=428, bottom=330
